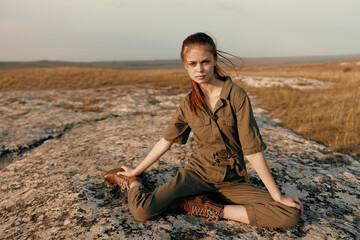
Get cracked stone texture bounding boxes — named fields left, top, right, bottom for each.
left=0, top=84, right=359, bottom=240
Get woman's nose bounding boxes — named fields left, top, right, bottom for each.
left=196, top=63, right=204, bottom=72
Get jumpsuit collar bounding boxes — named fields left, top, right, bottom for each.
left=211, top=76, right=233, bottom=114
left=219, top=76, right=233, bottom=100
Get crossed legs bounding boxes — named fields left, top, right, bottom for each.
left=113, top=169, right=299, bottom=228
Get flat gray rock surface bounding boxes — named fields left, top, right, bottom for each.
left=1, top=85, right=359, bottom=239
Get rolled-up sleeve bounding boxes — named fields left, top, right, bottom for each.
left=234, top=92, right=267, bottom=156
left=164, top=100, right=191, bottom=145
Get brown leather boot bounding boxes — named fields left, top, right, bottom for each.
left=171, top=195, right=224, bottom=222
left=103, top=168, right=143, bottom=193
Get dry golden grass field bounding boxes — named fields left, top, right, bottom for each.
left=235, top=60, right=360, bottom=155
left=0, top=60, right=359, bottom=155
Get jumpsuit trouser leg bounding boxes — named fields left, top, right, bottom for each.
left=127, top=169, right=213, bottom=221
left=213, top=181, right=300, bottom=228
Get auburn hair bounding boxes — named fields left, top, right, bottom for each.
left=180, top=32, right=240, bottom=116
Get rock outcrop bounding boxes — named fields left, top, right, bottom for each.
left=0, top=84, right=359, bottom=239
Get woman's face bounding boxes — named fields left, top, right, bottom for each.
left=183, top=45, right=217, bottom=85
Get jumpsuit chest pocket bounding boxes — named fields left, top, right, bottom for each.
left=189, top=117, right=212, bottom=141
left=217, top=116, right=237, bottom=137
left=218, top=116, right=236, bottom=127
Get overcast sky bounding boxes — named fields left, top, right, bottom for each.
left=1, top=0, right=360, bottom=61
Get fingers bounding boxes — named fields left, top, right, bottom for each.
left=117, top=166, right=127, bottom=175
left=293, top=198, right=301, bottom=209
left=298, top=200, right=304, bottom=218
left=277, top=196, right=304, bottom=218
left=293, top=197, right=304, bottom=218
left=117, top=166, right=134, bottom=177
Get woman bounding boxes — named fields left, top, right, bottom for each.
left=104, top=32, right=303, bottom=228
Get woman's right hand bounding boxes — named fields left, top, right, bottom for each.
left=117, top=166, right=137, bottom=177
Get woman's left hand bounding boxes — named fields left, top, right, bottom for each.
left=276, top=195, right=303, bottom=218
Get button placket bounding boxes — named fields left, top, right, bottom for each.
left=204, top=97, right=233, bottom=180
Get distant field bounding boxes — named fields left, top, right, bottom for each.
left=0, top=68, right=190, bottom=92
left=0, top=60, right=359, bottom=155
left=234, top=59, right=360, bottom=155
left=1, top=53, right=360, bottom=70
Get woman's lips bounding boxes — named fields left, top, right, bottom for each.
left=195, top=75, right=206, bottom=79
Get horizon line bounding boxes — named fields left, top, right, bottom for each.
left=1, top=53, right=360, bottom=63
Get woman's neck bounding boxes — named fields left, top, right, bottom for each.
left=198, top=76, right=224, bottom=97
left=198, top=76, right=225, bottom=114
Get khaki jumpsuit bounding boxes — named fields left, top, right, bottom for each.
left=128, top=77, right=299, bottom=228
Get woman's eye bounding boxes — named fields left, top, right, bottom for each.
left=202, top=61, right=210, bottom=65
left=189, top=63, right=196, bottom=67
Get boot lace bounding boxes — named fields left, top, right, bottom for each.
left=117, top=177, right=130, bottom=192
left=190, top=204, right=222, bottom=223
